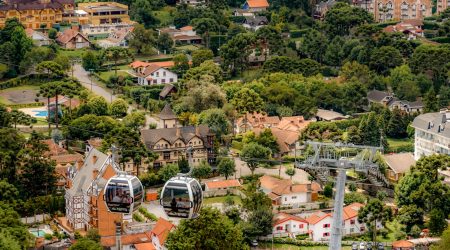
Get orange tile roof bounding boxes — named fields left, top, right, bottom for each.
left=342, top=203, right=364, bottom=220
left=135, top=242, right=156, bottom=250
left=141, top=65, right=162, bottom=77
left=205, top=179, right=241, bottom=189
left=179, top=25, right=193, bottom=31
left=273, top=213, right=308, bottom=226
left=247, top=0, right=269, bottom=8
left=153, top=61, right=175, bottom=68
left=259, top=175, right=286, bottom=190
left=271, top=182, right=322, bottom=196
left=57, top=28, right=89, bottom=45
left=130, top=60, right=152, bottom=68
left=277, top=116, right=311, bottom=132
left=51, top=153, right=83, bottom=165
left=42, top=139, right=68, bottom=157
left=151, top=218, right=175, bottom=246
left=253, top=127, right=299, bottom=154
left=392, top=240, right=414, bottom=248
left=305, top=211, right=331, bottom=225
left=101, top=232, right=152, bottom=247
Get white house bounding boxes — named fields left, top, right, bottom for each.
left=305, top=211, right=334, bottom=241
left=272, top=213, right=309, bottom=237
left=242, top=0, right=269, bottom=12
left=25, top=28, right=52, bottom=46
left=412, top=109, right=450, bottom=160
left=150, top=218, right=175, bottom=250
left=137, top=65, right=178, bottom=86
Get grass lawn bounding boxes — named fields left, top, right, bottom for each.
left=175, top=44, right=201, bottom=52
left=58, top=48, right=89, bottom=59
left=258, top=243, right=352, bottom=249
left=203, top=195, right=242, bottom=206
left=98, top=70, right=129, bottom=82
left=387, top=137, right=413, bottom=152
left=153, top=7, right=175, bottom=26
left=0, top=85, right=43, bottom=105
left=34, top=118, right=48, bottom=126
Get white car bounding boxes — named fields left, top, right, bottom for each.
left=359, top=242, right=366, bottom=250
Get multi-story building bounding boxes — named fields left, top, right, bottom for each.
left=77, top=2, right=133, bottom=36
left=141, top=108, right=215, bottom=168
left=437, top=0, right=449, bottom=14
left=64, top=147, right=122, bottom=236
left=412, top=109, right=450, bottom=160
left=0, top=0, right=75, bottom=29
left=367, top=90, right=423, bottom=114
left=353, top=0, right=432, bottom=22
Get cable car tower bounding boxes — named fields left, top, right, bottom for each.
left=295, top=141, right=386, bottom=250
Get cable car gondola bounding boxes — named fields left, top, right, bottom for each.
left=160, top=176, right=203, bottom=219
left=104, top=173, right=144, bottom=214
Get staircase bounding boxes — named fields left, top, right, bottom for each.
left=367, top=167, right=389, bottom=187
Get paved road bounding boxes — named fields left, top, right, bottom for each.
left=73, top=64, right=159, bottom=128
left=233, top=157, right=310, bottom=183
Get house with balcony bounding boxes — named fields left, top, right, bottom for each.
left=272, top=213, right=309, bottom=238
left=412, top=109, right=450, bottom=160
left=140, top=118, right=215, bottom=167
left=353, top=0, right=432, bottom=22
left=367, top=90, right=423, bottom=114
left=56, top=26, right=90, bottom=49
left=136, top=64, right=178, bottom=86
left=64, top=147, right=122, bottom=236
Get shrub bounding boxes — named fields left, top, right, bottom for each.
left=138, top=207, right=158, bottom=221
left=133, top=213, right=144, bottom=222
left=44, top=233, right=53, bottom=240
left=290, top=29, right=309, bottom=38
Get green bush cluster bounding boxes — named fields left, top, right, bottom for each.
left=8, top=102, right=45, bottom=109
left=260, top=237, right=329, bottom=246
left=139, top=207, right=158, bottom=221
left=290, top=29, right=309, bottom=38
left=132, top=213, right=144, bottom=222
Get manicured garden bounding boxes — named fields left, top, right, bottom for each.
left=203, top=195, right=242, bottom=206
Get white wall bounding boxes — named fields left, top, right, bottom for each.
left=138, top=68, right=178, bottom=86
left=280, top=192, right=308, bottom=205
left=309, top=216, right=333, bottom=242
left=273, top=220, right=308, bottom=235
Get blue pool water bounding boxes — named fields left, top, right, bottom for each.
left=30, top=229, right=46, bottom=237
left=32, top=110, right=48, bottom=117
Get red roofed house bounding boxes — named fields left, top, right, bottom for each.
left=150, top=218, right=175, bottom=250
left=259, top=175, right=322, bottom=206
left=100, top=231, right=152, bottom=249
left=272, top=213, right=308, bottom=237
left=235, top=112, right=281, bottom=133
left=158, top=25, right=202, bottom=45
left=136, top=64, right=178, bottom=86
left=205, top=179, right=241, bottom=194
left=56, top=27, right=90, bottom=49
left=243, top=0, right=269, bottom=12
left=383, top=19, right=424, bottom=40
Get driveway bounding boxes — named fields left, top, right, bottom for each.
left=73, top=64, right=160, bottom=129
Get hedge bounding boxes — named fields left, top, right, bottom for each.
left=230, top=16, right=245, bottom=23
left=423, top=21, right=440, bottom=30
left=132, top=213, right=144, bottom=222
left=290, top=29, right=309, bottom=38
left=0, top=74, right=56, bottom=90
left=431, top=37, right=450, bottom=44
left=138, top=207, right=158, bottom=221
left=9, top=102, right=45, bottom=109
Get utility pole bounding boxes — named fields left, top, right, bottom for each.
left=89, top=69, right=94, bottom=91
left=329, top=163, right=347, bottom=250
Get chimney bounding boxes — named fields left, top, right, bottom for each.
left=92, top=155, right=98, bottom=164
left=195, top=126, right=200, bottom=136
left=92, top=169, right=99, bottom=179
left=176, top=127, right=181, bottom=137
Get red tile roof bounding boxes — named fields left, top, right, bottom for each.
left=56, top=28, right=89, bottom=45
left=42, top=139, right=68, bottom=157
left=392, top=240, right=414, bottom=248
left=342, top=203, right=364, bottom=220
left=134, top=242, right=156, bottom=250
left=179, top=25, right=193, bottom=31
left=273, top=213, right=308, bottom=226
left=140, top=65, right=162, bottom=77
left=247, top=0, right=269, bottom=8
left=151, top=218, right=175, bottom=246
left=305, top=211, right=331, bottom=225
left=130, top=60, right=152, bottom=68
left=205, top=179, right=241, bottom=189
left=101, top=232, right=152, bottom=247
left=51, top=153, right=83, bottom=165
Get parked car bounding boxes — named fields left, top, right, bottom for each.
left=367, top=242, right=373, bottom=250
left=377, top=243, right=385, bottom=250
left=250, top=239, right=258, bottom=247
left=352, top=242, right=359, bottom=250
left=359, top=242, right=366, bottom=250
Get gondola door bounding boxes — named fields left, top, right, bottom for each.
left=161, top=183, right=192, bottom=218
left=105, top=179, right=133, bottom=214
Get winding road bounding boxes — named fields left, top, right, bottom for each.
left=72, top=64, right=159, bottom=128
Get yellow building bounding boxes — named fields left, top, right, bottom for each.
left=77, top=2, right=131, bottom=26
left=0, top=0, right=75, bottom=29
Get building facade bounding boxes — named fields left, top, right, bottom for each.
left=137, top=65, right=178, bottom=86
left=437, top=0, right=449, bottom=14
left=272, top=213, right=309, bottom=237
left=65, top=148, right=122, bottom=236
left=412, top=109, right=450, bottom=160
left=353, top=0, right=432, bottom=22
left=0, top=0, right=75, bottom=29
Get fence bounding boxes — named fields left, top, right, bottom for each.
left=21, top=213, right=50, bottom=224
left=203, top=188, right=247, bottom=199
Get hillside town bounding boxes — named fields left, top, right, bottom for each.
left=1, top=0, right=450, bottom=249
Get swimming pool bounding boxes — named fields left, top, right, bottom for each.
left=29, top=229, right=46, bottom=237
left=32, top=110, right=48, bottom=117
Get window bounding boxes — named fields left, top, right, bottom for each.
left=156, top=72, right=159, bottom=77
left=163, top=71, right=166, bottom=76
left=153, top=80, right=157, bottom=84
left=163, top=152, right=170, bottom=160
left=170, top=78, right=174, bottom=83
left=292, top=196, right=297, bottom=199
left=350, top=220, right=355, bottom=225
left=276, top=226, right=283, bottom=230
left=285, top=197, right=287, bottom=201
left=323, top=232, right=330, bottom=237
left=323, top=224, right=330, bottom=228
left=360, top=226, right=365, bottom=231
left=293, top=224, right=296, bottom=228
left=350, top=228, right=354, bottom=233
left=162, top=79, right=166, bottom=83
left=300, top=224, right=303, bottom=229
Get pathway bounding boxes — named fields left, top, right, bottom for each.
left=72, top=64, right=159, bottom=128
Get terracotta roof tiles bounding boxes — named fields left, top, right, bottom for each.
left=205, top=179, right=241, bottom=189
left=246, top=0, right=269, bottom=8
left=151, top=218, right=175, bottom=246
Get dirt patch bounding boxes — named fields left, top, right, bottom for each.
left=0, top=89, right=46, bottom=104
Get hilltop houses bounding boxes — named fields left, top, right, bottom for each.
left=367, top=90, right=423, bottom=114
left=129, top=61, right=178, bottom=85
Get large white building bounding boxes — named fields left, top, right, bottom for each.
left=412, top=109, right=450, bottom=160
left=136, top=65, right=178, bottom=86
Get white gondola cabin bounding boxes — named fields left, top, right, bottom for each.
left=160, top=176, right=203, bottom=219
left=104, top=174, right=144, bottom=214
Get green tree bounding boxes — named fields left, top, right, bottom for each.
left=324, top=36, right=344, bottom=66
left=129, top=0, right=159, bottom=28
left=386, top=108, right=409, bottom=138
left=67, top=115, right=119, bottom=140
left=102, top=47, right=133, bottom=75
left=171, top=53, right=190, bottom=76
left=69, top=238, right=103, bottom=250
left=323, top=183, right=333, bottom=198
left=192, top=49, right=214, bottom=67
left=256, top=128, right=279, bottom=154
left=86, top=228, right=100, bottom=243
left=9, top=110, right=35, bottom=129
left=87, top=96, right=109, bottom=116
left=0, top=205, right=33, bottom=249
left=110, top=99, right=128, bottom=118
left=128, top=24, right=156, bottom=55
left=299, top=29, right=328, bottom=63
left=324, top=2, right=373, bottom=36
left=156, top=33, right=174, bottom=53
left=359, top=112, right=383, bottom=147
left=409, top=44, right=450, bottom=88
left=285, top=167, right=296, bottom=181
left=358, top=197, right=393, bottom=243
left=158, top=164, right=179, bottom=182
left=344, top=192, right=366, bottom=205
left=240, top=142, right=271, bottom=175
left=82, top=51, right=101, bottom=71
left=428, top=208, right=448, bottom=236
left=36, top=61, right=65, bottom=79
left=244, top=207, right=273, bottom=239
left=255, top=25, right=283, bottom=56
left=0, top=232, right=21, bottom=250
left=184, top=60, right=222, bottom=83
left=231, top=88, right=264, bottom=114
left=191, top=161, right=212, bottom=180
left=198, top=108, right=229, bottom=138
left=192, top=18, right=218, bottom=48
left=0, top=25, right=33, bottom=72
left=123, top=111, right=146, bottom=130
left=370, top=46, right=403, bottom=75
left=48, top=28, right=57, bottom=39
left=0, top=179, right=20, bottom=207
left=220, top=33, right=256, bottom=76
left=340, top=61, right=373, bottom=87
left=431, top=227, right=450, bottom=250
left=424, top=88, right=439, bottom=113
left=217, top=158, right=236, bottom=180
left=0, top=128, right=25, bottom=182
left=165, top=207, right=247, bottom=250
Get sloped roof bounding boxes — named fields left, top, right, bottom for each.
left=276, top=116, right=311, bottom=132
left=253, top=127, right=299, bottom=154
left=236, top=112, right=280, bottom=128
left=134, top=242, right=156, bottom=250
left=316, top=109, right=346, bottom=121
left=159, top=104, right=177, bottom=120
left=51, top=153, right=83, bottom=165
left=141, top=125, right=211, bottom=148
left=305, top=211, right=331, bottom=225
left=140, top=64, right=162, bottom=77
left=130, top=60, right=152, bottom=69
left=392, top=240, right=414, bottom=248
left=101, top=232, right=152, bottom=247
left=151, top=218, right=175, bottom=246
left=56, top=28, right=89, bottom=45
left=367, top=90, right=391, bottom=103
left=259, top=175, right=286, bottom=191
left=271, top=182, right=322, bottom=195
left=42, top=139, right=67, bottom=157
left=273, top=213, right=308, bottom=225
left=246, top=0, right=269, bottom=8
left=244, top=16, right=268, bottom=26
left=382, top=153, right=415, bottom=174
left=179, top=25, right=193, bottom=31
left=205, top=179, right=241, bottom=189
left=412, top=111, right=450, bottom=139
left=159, top=83, right=176, bottom=98
left=342, top=202, right=364, bottom=220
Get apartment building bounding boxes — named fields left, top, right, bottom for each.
left=353, top=0, right=432, bottom=22
left=437, top=0, right=449, bottom=14
left=0, top=0, right=75, bottom=29
left=412, top=109, right=450, bottom=160
left=64, top=148, right=122, bottom=236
